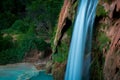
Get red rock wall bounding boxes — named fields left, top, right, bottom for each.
left=53, top=0, right=77, bottom=52
left=103, top=0, right=120, bottom=80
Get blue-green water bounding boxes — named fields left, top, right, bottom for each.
left=0, top=63, right=53, bottom=80
left=30, top=71, right=53, bottom=80
left=65, top=0, right=98, bottom=80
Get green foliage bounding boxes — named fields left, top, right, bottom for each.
left=0, top=33, right=49, bottom=64
left=34, top=39, right=50, bottom=51
left=50, top=26, right=57, bottom=52
left=2, top=18, right=35, bottom=35
left=11, top=20, right=29, bottom=33
left=16, top=34, right=36, bottom=51
left=90, top=54, right=105, bottom=80
left=16, top=33, right=50, bottom=52
left=91, top=20, right=110, bottom=80
left=102, top=0, right=112, bottom=4
left=66, top=26, right=73, bottom=38
left=26, top=0, right=63, bottom=37
left=51, top=23, right=72, bottom=63
left=0, top=0, right=27, bottom=13
left=51, top=24, right=72, bottom=63
left=97, top=33, right=110, bottom=52
left=52, top=42, right=69, bottom=63
left=0, top=17, right=50, bottom=65
left=0, top=12, right=17, bottom=29
left=0, top=0, right=63, bottom=64
left=0, top=34, right=23, bottom=64
left=96, top=5, right=107, bottom=17
left=0, top=35, right=13, bottom=52
left=0, top=48, right=22, bottom=64
left=0, top=0, right=30, bottom=29
left=90, top=32, right=106, bottom=80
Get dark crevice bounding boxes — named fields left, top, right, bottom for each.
left=58, top=18, right=72, bottom=45
left=115, top=67, right=119, bottom=74
left=113, top=5, right=120, bottom=19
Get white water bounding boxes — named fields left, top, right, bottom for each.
left=65, top=0, right=98, bottom=80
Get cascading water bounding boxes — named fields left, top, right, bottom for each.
left=65, top=0, right=98, bottom=80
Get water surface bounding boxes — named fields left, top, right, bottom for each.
left=0, top=63, right=53, bottom=80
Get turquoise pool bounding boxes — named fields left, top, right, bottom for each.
left=0, top=63, right=53, bottom=80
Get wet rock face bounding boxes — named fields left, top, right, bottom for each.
left=96, top=0, right=120, bottom=80
left=23, top=49, right=51, bottom=62
left=52, top=62, right=66, bottom=80
left=109, top=0, right=120, bottom=18
left=104, top=22, right=120, bottom=80
left=103, top=0, right=120, bottom=79
left=51, top=0, right=78, bottom=80
left=54, top=0, right=77, bottom=49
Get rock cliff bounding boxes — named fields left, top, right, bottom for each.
left=52, top=0, right=120, bottom=80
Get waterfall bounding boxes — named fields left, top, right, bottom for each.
left=65, top=0, right=98, bottom=80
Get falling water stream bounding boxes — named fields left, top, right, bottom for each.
left=0, top=0, right=98, bottom=80
left=65, top=0, right=98, bottom=80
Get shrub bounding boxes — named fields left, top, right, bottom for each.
left=0, top=33, right=50, bottom=64
left=0, top=12, right=17, bottom=29
left=52, top=42, right=69, bottom=63
left=0, top=0, right=63, bottom=65
left=11, top=19, right=29, bottom=33
left=26, top=0, right=63, bottom=38
left=0, top=35, right=13, bottom=51
left=103, top=0, right=112, bottom=4
left=34, top=39, right=50, bottom=51
left=0, top=48, right=22, bottom=64
left=96, top=5, right=107, bottom=17
left=97, top=33, right=110, bottom=52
